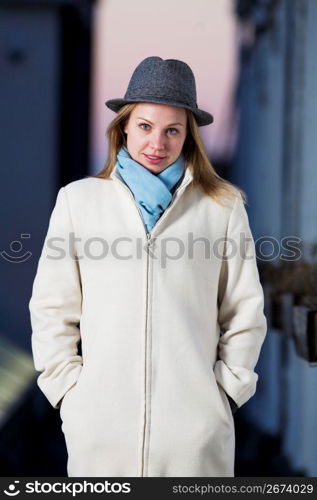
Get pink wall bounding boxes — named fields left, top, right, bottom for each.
left=89, top=0, right=238, bottom=173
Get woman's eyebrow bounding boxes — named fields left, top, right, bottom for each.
left=136, top=117, right=184, bottom=127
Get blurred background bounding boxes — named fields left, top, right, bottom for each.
left=0, top=0, right=316, bottom=477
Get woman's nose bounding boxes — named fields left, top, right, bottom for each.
left=149, top=131, right=166, bottom=150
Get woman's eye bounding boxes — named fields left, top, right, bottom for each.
left=139, top=123, right=178, bottom=134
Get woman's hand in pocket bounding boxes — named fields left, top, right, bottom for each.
left=226, top=393, right=239, bottom=414
left=59, top=381, right=78, bottom=412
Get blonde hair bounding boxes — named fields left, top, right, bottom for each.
left=90, top=103, right=247, bottom=206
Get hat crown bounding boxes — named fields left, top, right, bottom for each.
left=105, top=56, right=214, bottom=126
left=125, top=56, right=197, bottom=108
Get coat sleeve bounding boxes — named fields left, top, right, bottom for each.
left=29, top=187, right=83, bottom=410
left=214, top=193, right=267, bottom=409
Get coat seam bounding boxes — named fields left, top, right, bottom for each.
left=226, top=194, right=239, bottom=240
left=217, top=194, right=239, bottom=309
left=62, top=187, right=82, bottom=288
left=62, top=187, right=76, bottom=238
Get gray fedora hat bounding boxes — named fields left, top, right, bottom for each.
left=105, top=56, right=214, bottom=127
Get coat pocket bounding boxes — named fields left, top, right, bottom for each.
left=59, top=367, right=84, bottom=419
left=59, top=386, right=77, bottom=421
left=216, top=380, right=235, bottom=425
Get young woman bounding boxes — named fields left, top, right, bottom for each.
left=29, top=56, right=267, bottom=477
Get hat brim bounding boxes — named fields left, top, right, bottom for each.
left=105, top=97, right=213, bottom=126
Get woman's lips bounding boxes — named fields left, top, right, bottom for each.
left=144, top=154, right=166, bottom=164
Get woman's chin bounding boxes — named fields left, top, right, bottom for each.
left=140, top=159, right=172, bottom=174
left=140, top=163, right=165, bottom=174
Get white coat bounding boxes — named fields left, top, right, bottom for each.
left=29, top=166, right=267, bottom=477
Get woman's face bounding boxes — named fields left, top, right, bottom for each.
left=123, top=102, right=188, bottom=174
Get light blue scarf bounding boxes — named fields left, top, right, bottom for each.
left=114, top=145, right=185, bottom=232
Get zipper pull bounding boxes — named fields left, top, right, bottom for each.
left=145, top=233, right=152, bottom=257
left=146, top=233, right=155, bottom=254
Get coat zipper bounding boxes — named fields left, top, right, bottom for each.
left=141, top=230, right=151, bottom=476
left=112, top=173, right=192, bottom=476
